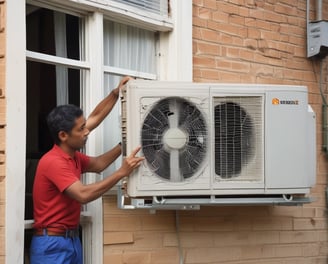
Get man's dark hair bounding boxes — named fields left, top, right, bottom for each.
left=47, top=104, right=83, bottom=145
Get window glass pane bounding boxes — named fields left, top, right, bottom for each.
left=26, top=4, right=82, bottom=60
left=26, top=61, right=81, bottom=157
left=110, top=0, right=168, bottom=16
left=102, top=73, right=123, bottom=177
left=103, top=20, right=157, bottom=75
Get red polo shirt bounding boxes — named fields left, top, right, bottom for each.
left=33, top=144, right=90, bottom=229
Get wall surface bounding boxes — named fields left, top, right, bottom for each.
left=0, top=0, right=5, bottom=263
left=103, top=1, right=328, bottom=263
left=1, top=0, right=324, bottom=263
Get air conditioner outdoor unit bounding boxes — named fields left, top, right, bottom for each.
left=119, top=80, right=316, bottom=207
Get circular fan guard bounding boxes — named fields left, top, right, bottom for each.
left=141, top=97, right=207, bottom=182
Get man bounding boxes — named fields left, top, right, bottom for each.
left=30, top=76, right=144, bottom=264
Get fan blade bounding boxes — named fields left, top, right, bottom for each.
left=167, top=98, right=179, bottom=128
left=170, top=149, right=182, bottom=182
left=167, top=99, right=184, bottom=182
left=152, top=148, right=170, bottom=180
left=141, top=97, right=207, bottom=182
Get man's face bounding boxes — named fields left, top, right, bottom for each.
left=65, top=115, right=90, bottom=150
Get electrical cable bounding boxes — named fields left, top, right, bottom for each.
left=311, top=58, right=326, bottom=103
left=318, top=59, right=326, bottom=105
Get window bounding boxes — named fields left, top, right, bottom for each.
left=26, top=5, right=84, bottom=150
left=17, top=0, right=191, bottom=263
left=25, top=5, right=86, bottom=259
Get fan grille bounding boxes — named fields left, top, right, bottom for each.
left=141, top=97, right=208, bottom=182
left=214, top=96, right=263, bottom=180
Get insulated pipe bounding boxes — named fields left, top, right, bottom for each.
left=307, top=0, right=309, bottom=23
left=307, top=0, right=310, bottom=57
left=316, top=0, right=322, bottom=21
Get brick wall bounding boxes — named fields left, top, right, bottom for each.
left=0, top=0, right=5, bottom=263
left=103, top=1, right=328, bottom=263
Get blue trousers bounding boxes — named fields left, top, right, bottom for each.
left=30, top=234, right=82, bottom=264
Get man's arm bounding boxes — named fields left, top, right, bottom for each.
left=86, top=76, right=132, bottom=132
left=86, top=143, right=122, bottom=173
left=64, top=146, right=144, bottom=204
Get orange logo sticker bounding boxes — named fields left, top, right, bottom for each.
left=272, top=98, right=280, bottom=105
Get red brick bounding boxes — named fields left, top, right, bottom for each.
left=103, top=232, right=134, bottom=245
left=150, top=248, right=180, bottom=264
left=212, top=10, right=229, bottom=23
left=274, top=3, right=298, bottom=16
left=199, top=28, right=218, bottom=42
left=203, top=0, right=217, bottom=10
left=193, top=56, right=216, bottom=68
left=122, top=251, right=151, bottom=264
left=229, top=14, right=245, bottom=26
left=195, top=42, right=220, bottom=56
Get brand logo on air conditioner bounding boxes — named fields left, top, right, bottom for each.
left=272, top=98, right=299, bottom=105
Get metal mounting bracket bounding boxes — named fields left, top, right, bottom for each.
left=117, top=184, right=315, bottom=211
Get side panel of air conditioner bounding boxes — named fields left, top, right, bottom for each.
left=307, top=105, right=317, bottom=187
left=265, top=90, right=316, bottom=193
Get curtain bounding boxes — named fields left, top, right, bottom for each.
left=54, top=12, right=69, bottom=105
left=103, top=20, right=156, bottom=73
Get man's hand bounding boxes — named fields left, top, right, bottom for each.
left=118, top=146, right=145, bottom=176
left=112, top=76, right=133, bottom=96
left=86, top=76, right=133, bottom=132
left=65, top=146, right=145, bottom=204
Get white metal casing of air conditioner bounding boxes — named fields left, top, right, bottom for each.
left=121, top=81, right=316, bottom=198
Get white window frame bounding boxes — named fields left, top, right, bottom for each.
left=6, top=1, right=27, bottom=264
left=6, top=0, right=191, bottom=263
